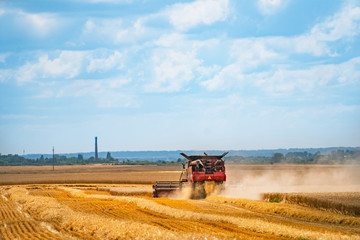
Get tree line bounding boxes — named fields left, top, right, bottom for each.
left=0, top=152, right=118, bottom=166
left=1, top=149, right=359, bottom=166
left=226, top=149, right=360, bottom=164
left=0, top=152, right=185, bottom=166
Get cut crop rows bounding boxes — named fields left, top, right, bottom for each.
left=0, top=191, right=62, bottom=240
left=2, top=185, right=360, bottom=240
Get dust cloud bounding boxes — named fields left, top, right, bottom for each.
left=220, top=164, right=360, bottom=200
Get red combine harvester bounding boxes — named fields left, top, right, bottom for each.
left=153, top=152, right=228, bottom=198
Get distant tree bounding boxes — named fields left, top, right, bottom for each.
left=85, top=156, right=94, bottom=164
left=77, top=154, right=83, bottom=161
left=330, top=150, right=345, bottom=161
left=67, top=157, right=77, bottom=165
left=271, top=153, right=284, bottom=163
left=106, top=152, right=112, bottom=159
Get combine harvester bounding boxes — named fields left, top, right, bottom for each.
left=153, top=152, right=228, bottom=198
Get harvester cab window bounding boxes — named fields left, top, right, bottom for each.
left=193, top=165, right=204, bottom=172
left=198, top=163, right=204, bottom=172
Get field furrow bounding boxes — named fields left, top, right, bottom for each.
left=20, top=221, right=61, bottom=240
left=10, top=223, right=25, bottom=239
left=50, top=219, right=94, bottom=240
left=0, top=202, right=23, bottom=223
left=0, top=224, right=11, bottom=240
left=21, top=221, right=45, bottom=239
left=0, top=190, right=67, bottom=240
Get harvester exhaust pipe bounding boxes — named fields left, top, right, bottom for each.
left=180, top=153, right=191, bottom=161
left=221, top=152, right=229, bottom=158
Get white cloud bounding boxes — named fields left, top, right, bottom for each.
left=0, top=69, right=12, bottom=83
left=203, top=2, right=360, bottom=91
left=83, top=18, right=132, bottom=44
left=230, top=38, right=283, bottom=68
left=257, top=0, right=289, bottom=16
left=201, top=38, right=283, bottom=90
left=293, top=2, right=360, bottom=56
left=310, top=3, right=360, bottom=42
left=12, top=10, right=59, bottom=37
left=256, top=56, right=360, bottom=95
left=201, top=63, right=242, bottom=91
left=87, top=50, right=123, bottom=73
left=254, top=2, right=360, bottom=56
left=15, top=51, right=85, bottom=84
left=202, top=56, right=360, bottom=94
left=165, top=0, right=229, bottom=31
left=54, top=78, right=134, bottom=108
left=155, top=33, right=186, bottom=48
left=83, top=18, right=124, bottom=43
left=35, top=89, right=54, bottom=99
left=197, top=65, right=221, bottom=79
left=13, top=49, right=125, bottom=84
left=144, top=49, right=202, bottom=92
left=155, top=32, right=220, bottom=53
left=0, top=7, right=61, bottom=37
left=82, top=17, right=149, bottom=44
left=65, top=78, right=131, bottom=96
left=34, top=77, right=135, bottom=108
left=80, top=0, right=229, bottom=44
left=152, top=33, right=222, bottom=91
left=25, top=13, right=57, bottom=36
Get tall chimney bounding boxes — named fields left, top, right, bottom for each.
left=95, top=136, right=98, bottom=162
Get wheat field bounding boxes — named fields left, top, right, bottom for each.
left=1, top=164, right=359, bottom=239
left=0, top=184, right=359, bottom=240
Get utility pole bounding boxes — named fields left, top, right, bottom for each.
left=52, top=146, right=55, bottom=171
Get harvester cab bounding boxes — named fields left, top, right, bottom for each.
left=152, top=152, right=228, bottom=198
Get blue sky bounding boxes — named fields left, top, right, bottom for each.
left=0, top=0, right=359, bottom=155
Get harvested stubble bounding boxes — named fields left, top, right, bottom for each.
left=2, top=185, right=360, bottom=240
left=207, top=196, right=360, bottom=227
left=263, top=192, right=360, bottom=217
left=7, top=187, right=205, bottom=239
left=62, top=187, right=360, bottom=239
left=97, top=186, right=153, bottom=197
left=0, top=189, right=64, bottom=240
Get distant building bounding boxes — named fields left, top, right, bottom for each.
left=95, top=136, right=98, bottom=162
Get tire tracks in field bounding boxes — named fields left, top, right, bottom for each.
left=205, top=198, right=360, bottom=236
left=9, top=187, right=209, bottom=240
left=0, top=190, right=64, bottom=240
left=59, top=187, right=281, bottom=239
left=56, top=189, right=249, bottom=238
left=167, top=198, right=360, bottom=238
left=62, top=187, right=360, bottom=240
